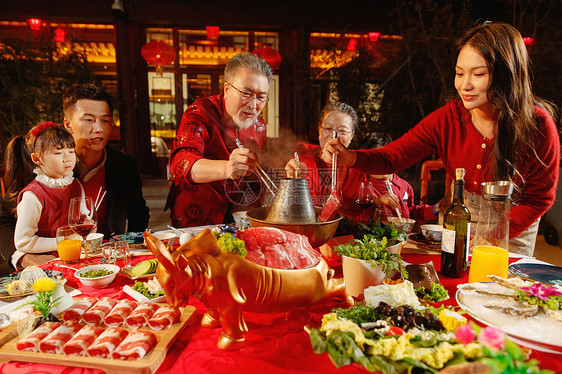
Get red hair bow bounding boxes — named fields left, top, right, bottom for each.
left=31, top=121, right=57, bottom=152
left=31, top=121, right=57, bottom=138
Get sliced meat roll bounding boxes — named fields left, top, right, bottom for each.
left=16, top=322, right=61, bottom=352
left=112, top=330, right=158, bottom=360
left=148, top=305, right=180, bottom=330
left=39, top=321, right=83, bottom=354
left=83, top=297, right=118, bottom=325
left=104, top=299, right=138, bottom=327
left=63, top=325, right=105, bottom=356
left=61, top=297, right=98, bottom=322
left=86, top=327, right=129, bottom=358
left=126, top=303, right=159, bottom=329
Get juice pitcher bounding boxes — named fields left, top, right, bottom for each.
left=473, top=181, right=514, bottom=251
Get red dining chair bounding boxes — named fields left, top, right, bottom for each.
left=420, top=159, right=451, bottom=205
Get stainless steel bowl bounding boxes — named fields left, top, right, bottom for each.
left=247, top=206, right=342, bottom=248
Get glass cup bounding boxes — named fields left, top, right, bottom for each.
left=468, top=245, right=509, bottom=283
left=113, top=240, right=132, bottom=268
left=55, top=226, right=82, bottom=264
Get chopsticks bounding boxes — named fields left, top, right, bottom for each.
left=384, top=180, right=403, bottom=222
left=94, top=187, right=106, bottom=212
left=294, top=152, right=300, bottom=178
left=235, top=139, right=277, bottom=196
left=331, top=131, right=338, bottom=192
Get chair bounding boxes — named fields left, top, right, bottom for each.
left=420, top=159, right=451, bottom=205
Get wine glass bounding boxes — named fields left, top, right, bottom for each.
left=68, top=197, right=97, bottom=265
left=356, top=180, right=375, bottom=222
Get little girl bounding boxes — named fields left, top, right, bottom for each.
left=5, top=122, right=82, bottom=269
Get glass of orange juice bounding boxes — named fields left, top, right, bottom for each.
left=468, top=245, right=509, bottom=283
left=56, top=226, right=82, bottom=264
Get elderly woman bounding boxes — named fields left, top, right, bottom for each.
left=321, top=22, right=559, bottom=255
left=285, top=102, right=377, bottom=222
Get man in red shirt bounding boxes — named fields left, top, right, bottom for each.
left=167, top=53, right=273, bottom=227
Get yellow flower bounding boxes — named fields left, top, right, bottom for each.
left=32, top=278, right=56, bottom=293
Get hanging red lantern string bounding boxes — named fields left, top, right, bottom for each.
left=252, top=46, right=282, bottom=71
left=141, top=41, right=176, bottom=75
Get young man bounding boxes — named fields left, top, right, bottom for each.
left=0, top=84, right=149, bottom=272
left=166, top=52, right=273, bottom=227
left=62, top=84, right=149, bottom=237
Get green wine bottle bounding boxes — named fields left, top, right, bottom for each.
left=441, top=168, right=471, bottom=277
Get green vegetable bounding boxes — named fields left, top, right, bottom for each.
left=131, top=259, right=158, bottom=276
left=332, top=304, right=381, bottom=325
left=133, top=281, right=164, bottom=299
left=334, top=234, right=408, bottom=279
left=516, top=290, right=562, bottom=311
left=217, top=233, right=247, bottom=257
left=80, top=269, right=113, bottom=278
left=416, top=282, right=449, bottom=302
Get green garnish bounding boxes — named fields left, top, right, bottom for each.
left=133, top=281, right=164, bottom=299
left=335, top=232, right=408, bottom=279
left=217, top=233, right=247, bottom=257
left=80, top=269, right=113, bottom=278
left=332, top=304, right=381, bottom=325
left=415, top=282, right=448, bottom=302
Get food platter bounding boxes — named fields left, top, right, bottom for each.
left=0, top=270, right=63, bottom=302
left=456, top=282, right=562, bottom=353
left=0, top=303, right=196, bottom=374
left=123, top=285, right=167, bottom=303
left=407, top=233, right=441, bottom=250
left=508, top=263, right=562, bottom=286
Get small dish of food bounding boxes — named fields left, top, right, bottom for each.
left=75, top=264, right=120, bottom=288
left=420, top=224, right=443, bottom=242
left=387, top=217, right=415, bottom=232
left=123, top=277, right=167, bottom=303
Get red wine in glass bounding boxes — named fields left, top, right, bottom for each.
left=356, top=180, right=375, bottom=207
left=68, top=197, right=97, bottom=265
left=72, top=224, right=96, bottom=237
left=356, top=200, right=374, bottom=209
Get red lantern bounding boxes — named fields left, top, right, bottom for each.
left=252, top=46, right=282, bottom=71
left=369, top=32, right=380, bottom=42
left=523, top=37, right=534, bottom=46
left=141, top=41, right=176, bottom=75
left=206, top=26, right=220, bottom=41
left=27, top=18, right=42, bottom=31
left=347, top=39, right=358, bottom=51
left=54, top=28, right=65, bottom=43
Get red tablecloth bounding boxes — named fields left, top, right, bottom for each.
left=0, top=252, right=560, bottom=374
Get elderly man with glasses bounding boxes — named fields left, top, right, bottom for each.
left=166, top=53, right=273, bottom=227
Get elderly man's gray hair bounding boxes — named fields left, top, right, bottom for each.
left=224, top=52, right=274, bottom=83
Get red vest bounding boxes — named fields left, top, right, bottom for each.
left=18, top=179, right=83, bottom=237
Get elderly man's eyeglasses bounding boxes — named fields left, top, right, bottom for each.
left=227, top=82, right=269, bottom=103
left=321, top=127, right=354, bottom=136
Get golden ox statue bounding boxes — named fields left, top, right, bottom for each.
left=144, top=230, right=348, bottom=350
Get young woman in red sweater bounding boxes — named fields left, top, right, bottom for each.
left=321, top=22, right=559, bottom=256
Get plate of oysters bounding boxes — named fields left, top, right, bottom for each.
left=456, top=276, right=562, bottom=354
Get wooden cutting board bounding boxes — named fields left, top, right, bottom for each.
left=0, top=305, right=196, bottom=374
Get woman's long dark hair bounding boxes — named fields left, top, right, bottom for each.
left=456, top=22, right=556, bottom=183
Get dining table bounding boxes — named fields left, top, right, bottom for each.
left=0, top=235, right=560, bottom=374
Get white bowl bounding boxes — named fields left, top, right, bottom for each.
left=420, top=224, right=443, bottom=242
left=151, top=232, right=176, bottom=246
left=75, top=264, right=120, bottom=288
left=387, top=217, right=416, bottom=232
